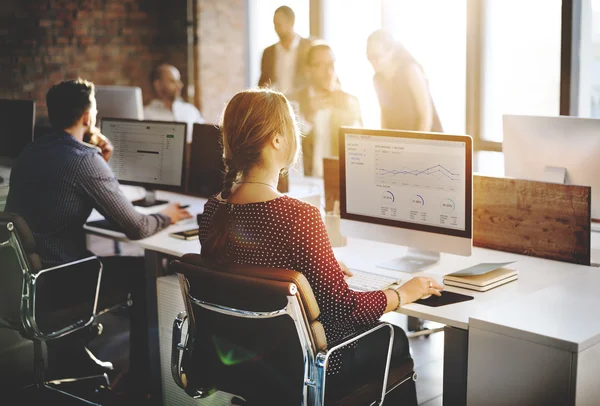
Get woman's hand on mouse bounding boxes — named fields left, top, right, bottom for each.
left=396, top=276, right=444, bottom=305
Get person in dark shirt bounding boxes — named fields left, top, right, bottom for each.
left=6, top=79, right=191, bottom=395
left=367, top=29, right=443, bottom=132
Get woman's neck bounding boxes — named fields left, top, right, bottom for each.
left=241, top=166, right=281, bottom=187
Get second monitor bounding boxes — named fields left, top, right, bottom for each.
left=339, top=127, right=473, bottom=273
left=101, top=118, right=187, bottom=207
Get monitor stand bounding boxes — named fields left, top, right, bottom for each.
left=131, top=189, right=168, bottom=208
left=542, top=166, right=566, bottom=184
left=377, top=248, right=440, bottom=273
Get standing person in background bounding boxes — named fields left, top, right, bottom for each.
left=258, top=5, right=311, bottom=94
left=367, top=29, right=443, bottom=133
left=144, top=63, right=204, bottom=143
left=289, top=42, right=362, bottom=177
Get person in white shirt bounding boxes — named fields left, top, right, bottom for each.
left=289, top=42, right=363, bottom=177
left=144, top=64, right=204, bottom=143
left=258, top=6, right=311, bottom=94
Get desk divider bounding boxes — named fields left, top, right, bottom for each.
left=473, top=175, right=591, bottom=265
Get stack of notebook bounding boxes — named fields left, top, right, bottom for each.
left=444, top=262, right=519, bottom=292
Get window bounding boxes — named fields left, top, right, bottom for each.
left=247, top=0, right=310, bottom=88
left=322, top=0, right=382, bottom=128
left=383, top=0, right=467, bottom=135
left=576, top=0, right=600, bottom=117
left=480, top=0, right=562, bottom=142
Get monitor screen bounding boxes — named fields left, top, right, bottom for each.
left=101, top=119, right=187, bottom=190
left=340, top=128, right=472, bottom=238
left=0, top=99, right=35, bottom=165
left=503, top=114, right=600, bottom=220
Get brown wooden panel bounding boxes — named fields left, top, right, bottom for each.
left=473, top=175, right=591, bottom=265
left=323, top=156, right=340, bottom=213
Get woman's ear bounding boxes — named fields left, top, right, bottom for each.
left=271, top=132, right=283, bottom=151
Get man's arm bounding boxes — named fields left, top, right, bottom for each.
left=406, top=64, right=433, bottom=132
left=258, top=46, right=273, bottom=88
left=348, top=95, right=363, bottom=127
left=77, top=153, right=171, bottom=240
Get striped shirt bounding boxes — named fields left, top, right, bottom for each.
left=6, top=131, right=170, bottom=268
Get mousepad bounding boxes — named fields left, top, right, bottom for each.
left=415, top=291, right=474, bottom=307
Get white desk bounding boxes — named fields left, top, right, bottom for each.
left=84, top=187, right=600, bottom=406
left=467, top=270, right=600, bottom=405
left=333, top=237, right=595, bottom=405
left=334, top=238, right=591, bottom=331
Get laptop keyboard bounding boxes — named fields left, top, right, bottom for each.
left=346, top=269, right=401, bottom=292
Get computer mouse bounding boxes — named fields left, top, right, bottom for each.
left=421, top=294, right=432, bottom=300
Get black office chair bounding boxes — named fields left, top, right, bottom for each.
left=170, top=254, right=417, bottom=406
left=0, top=212, right=111, bottom=404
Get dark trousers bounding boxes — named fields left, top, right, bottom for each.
left=326, top=325, right=412, bottom=403
left=46, top=256, right=148, bottom=389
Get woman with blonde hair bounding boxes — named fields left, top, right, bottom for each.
left=198, top=88, right=441, bottom=404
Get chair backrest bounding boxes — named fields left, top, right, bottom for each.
left=0, top=212, right=101, bottom=340
left=171, top=254, right=326, bottom=405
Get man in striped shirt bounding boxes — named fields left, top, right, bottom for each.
left=6, top=79, right=191, bottom=396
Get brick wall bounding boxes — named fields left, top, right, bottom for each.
left=0, top=0, right=190, bottom=120
left=196, top=0, right=247, bottom=124
left=0, top=0, right=248, bottom=124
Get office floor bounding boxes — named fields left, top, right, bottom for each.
left=88, top=235, right=446, bottom=406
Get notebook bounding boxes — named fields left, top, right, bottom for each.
left=443, top=266, right=518, bottom=292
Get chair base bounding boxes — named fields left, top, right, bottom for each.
left=19, top=374, right=111, bottom=405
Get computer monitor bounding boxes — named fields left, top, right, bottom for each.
left=339, top=127, right=473, bottom=273
left=101, top=118, right=187, bottom=207
left=187, top=123, right=225, bottom=197
left=95, top=85, right=144, bottom=122
left=503, top=114, right=600, bottom=220
left=0, top=99, right=35, bottom=166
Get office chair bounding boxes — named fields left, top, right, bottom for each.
left=170, top=254, right=417, bottom=406
left=0, top=212, right=111, bottom=405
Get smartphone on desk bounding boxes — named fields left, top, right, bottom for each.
left=169, top=228, right=199, bottom=240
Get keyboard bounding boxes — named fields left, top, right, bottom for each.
left=346, top=269, right=402, bottom=292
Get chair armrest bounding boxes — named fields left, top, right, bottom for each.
left=171, top=311, right=188, bottom=391
left=171, top=311, right=214, bottom=399
left=313, top=321, right=395, bottom=406
left=323, top=321, right=394, bottom=355
left=24, top=256, right=102, bottom=340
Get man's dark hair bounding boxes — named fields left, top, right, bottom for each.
left=46, top=78, right=95, bottom=130
left=274, top=5, right=295, bottom=23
